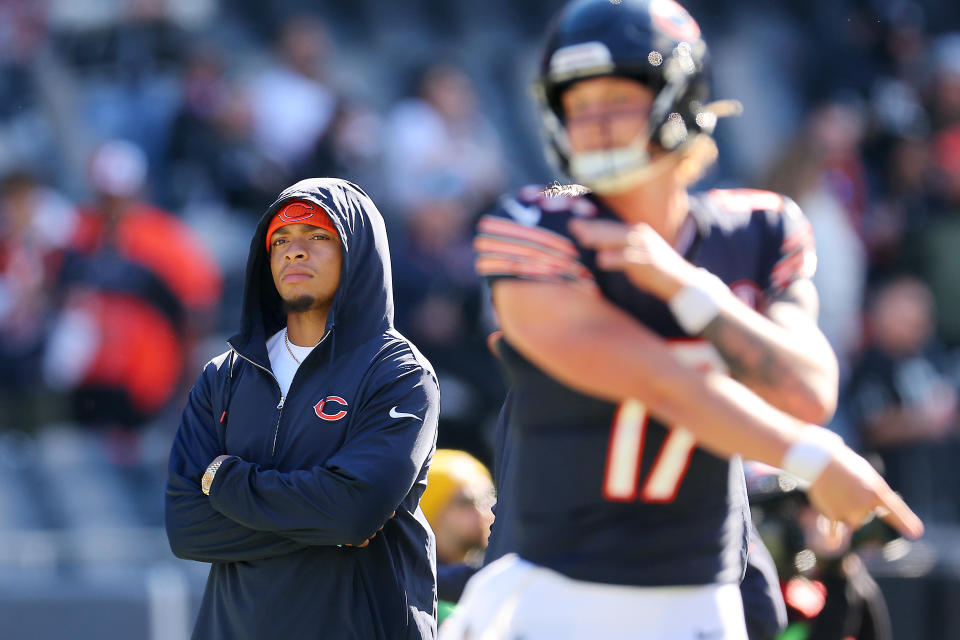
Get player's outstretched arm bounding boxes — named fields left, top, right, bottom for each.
left=492, top=279, right=923, bottom=540
left=570, top=219, right=838, bottom=424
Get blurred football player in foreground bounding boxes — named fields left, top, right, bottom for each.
left=442, top=0, right=923, bottom=638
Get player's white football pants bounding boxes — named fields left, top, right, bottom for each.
left=439, top=553, right=748, bottom=640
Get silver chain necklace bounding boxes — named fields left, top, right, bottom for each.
left=284, top=328, right=302, bottom=365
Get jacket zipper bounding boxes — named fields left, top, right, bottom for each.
left=228, top=330, right=332, bottom=458
left=272, top=396, right=286, bottom=456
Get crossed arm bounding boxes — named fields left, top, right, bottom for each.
left=165, top=373, right=307, bottom=563
left=570, top=217, right=838, bottom=425
left=699, top=278, right=837, bottom=424
left=165, top=360, right=438, bottom=562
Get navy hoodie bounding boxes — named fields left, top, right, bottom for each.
left=165, top=178, right=439, bottom=639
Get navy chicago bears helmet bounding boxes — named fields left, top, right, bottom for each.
left=535, top=0, right=721, bottom=193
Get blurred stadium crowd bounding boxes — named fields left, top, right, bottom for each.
left=0, top=0, right=959, bottom=636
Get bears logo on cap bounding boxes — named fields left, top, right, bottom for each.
left=266, top=200, right=338, bottom=252
left=278, top=201, right=318, bottom=222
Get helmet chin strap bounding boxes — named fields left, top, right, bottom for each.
left=569, top=134, right=684, bottom=195
left=545, top=95, right=740, bottom=194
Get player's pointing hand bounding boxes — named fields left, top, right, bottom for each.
left=806, top=443, right=924, bottom=541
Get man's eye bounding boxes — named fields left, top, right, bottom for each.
left=273, top=238, right=286, bottom=246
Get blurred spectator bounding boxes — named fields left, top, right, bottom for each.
left=931, top=124, right=960, bottom=203
left=766, top=103, right=868, bottom=375
left=808, top=100, right=871, bottom=240
left=304, top=99, right=385, bottom=195
left=43, top=140, right=222, bottom=430
left=390, top=195, right=503, bottom=459
left=166, top=46, right=289, bottom=216
left=383, top=63, right=506, bottom=218
left=907, top=124, right=960, bottom=344
left=863, top=131, right=931, bottom=276
left=847, top=276, right=960, bottom=522
left=420, top=449, right=495, bottom=621
left=244, top=15, right=338, bottom=171
left=0, top=171, right=77, bottom=429
left=927, top=33, right=960, bottom=130
left=0, top=5, right=64, bottom=183
left=384, top=63, right=508, bottom=457
left=422, top=449, right=495, bottom=567
left=53, top=2, right=186, bottom=163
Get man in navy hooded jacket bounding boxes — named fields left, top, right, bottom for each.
left=165, top=178, right=440, bottom=639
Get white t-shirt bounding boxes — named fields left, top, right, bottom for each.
left=266, top=329, right=318, bottom=397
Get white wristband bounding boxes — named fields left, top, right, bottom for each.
left=668, top=269, right=730, bottom=335
left=781, top=426, right=845, bottom=487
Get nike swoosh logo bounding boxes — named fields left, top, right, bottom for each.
left=500, top=197, right=541, bottom=227
left=389, top=406, right=420, bottom=420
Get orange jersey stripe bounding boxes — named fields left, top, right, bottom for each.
left=474, top=237, right=592, bottom=278
left=476, top=256, right=597, bottom=284
left=474, top=234, right=573, bottom=260
left=477, top=216, right=579, bottom=258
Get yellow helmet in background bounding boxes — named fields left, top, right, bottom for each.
left=420, top=449, right=493, bottom=528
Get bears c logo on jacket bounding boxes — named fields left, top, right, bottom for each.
left=314, top=395, right=349, bottom=421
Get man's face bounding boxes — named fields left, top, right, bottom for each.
left=269, top=223, right=342, bottom=313
left=561, top=76, right=655, bottom=153
left=435, top=480, right=495, bottom=562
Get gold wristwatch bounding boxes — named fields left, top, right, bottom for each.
left=201, top=455, right=233, bottom=496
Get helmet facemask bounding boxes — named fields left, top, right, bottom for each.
left=538, top=39, right=716, bottom=194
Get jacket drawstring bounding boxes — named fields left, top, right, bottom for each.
left=218, top=349, right=236, bottom=451
left=328, top=322, right=336, bottom=366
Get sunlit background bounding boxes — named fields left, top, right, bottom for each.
left=0, top=0, right=959, bottom=637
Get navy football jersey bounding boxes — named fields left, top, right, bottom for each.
left=475, top=185, right=816, bottom=587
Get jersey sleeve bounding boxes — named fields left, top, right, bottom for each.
left=761, top=196, right=817, bottom=296
left=474, top=188, right=598, bottom=291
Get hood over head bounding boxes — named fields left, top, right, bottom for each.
left=229, top=178, right=394, bottom=368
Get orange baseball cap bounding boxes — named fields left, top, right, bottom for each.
left=266, top=200, right=338, bottom=251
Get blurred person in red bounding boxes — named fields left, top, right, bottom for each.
left=847, top=276, right=960, bottom=522
left=0, top=171, right=78, bottom=428
left=44, top=140, right=222, bottom=431
left=931, top=125, right=960, bottom=204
